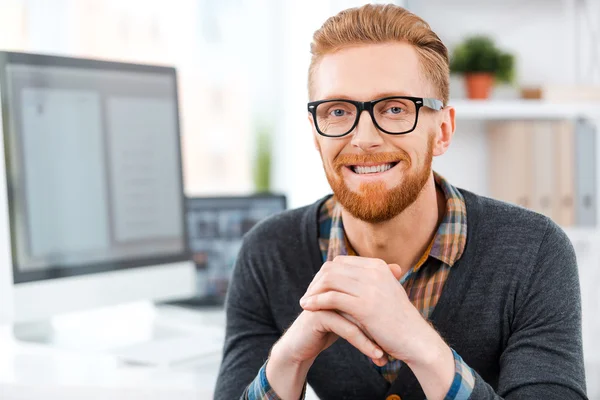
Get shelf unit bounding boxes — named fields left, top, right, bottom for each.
left=438, top=99, right=600, bottom=236
left=450, top=99, right=600, bottom=120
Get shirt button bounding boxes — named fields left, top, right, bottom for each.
left=386, top=395, right=402, bottom=400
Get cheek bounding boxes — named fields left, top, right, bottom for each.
left=318, top=139, right=347, bottom=166
left=390, top=133, right=432, bottom=165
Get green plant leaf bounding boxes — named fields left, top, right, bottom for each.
left=450, top=35, right=515, bottom=83
left=253, top=123, right=272, bottom=193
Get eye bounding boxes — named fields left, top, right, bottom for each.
left=317, top=102, right=354, bottom=120
left=375, top=99, right=413, bottom=117
left=386, top=106, right=404, bottom=114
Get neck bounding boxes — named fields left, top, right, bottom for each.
left=341, top=173, right=445, bottom=274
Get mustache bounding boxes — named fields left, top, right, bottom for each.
left=333, top=152, right=410, bottom=170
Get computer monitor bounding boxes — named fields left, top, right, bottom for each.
left=172, top=194, right=287, bottom=307
left=0, top=51, right=195, bottom=325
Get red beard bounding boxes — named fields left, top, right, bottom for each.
left=323, top=136, right=434, bottom=223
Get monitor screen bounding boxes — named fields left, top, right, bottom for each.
left=0, top=52, right=189, bottom=284
left=184, top=195, right=286, bottom=304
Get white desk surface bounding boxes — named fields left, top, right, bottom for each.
left=0, top=307, right=226, bottom=400
left=0, top=305, right=320, bottom=400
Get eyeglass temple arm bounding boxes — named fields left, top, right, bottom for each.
left=422, top=98, right=443, bottom=111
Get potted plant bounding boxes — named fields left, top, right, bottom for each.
left=450, top=36, right=515, bottom=99
left=253, top=121, right=273, bottom=193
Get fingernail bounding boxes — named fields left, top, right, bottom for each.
left=374, top=348, right=383, bottom=359
left=300, top=298, right=307, bottom=306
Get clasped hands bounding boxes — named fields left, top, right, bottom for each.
left=267, top=256, right=455, bottom=400
left=299, top=255, right=436, bottom=366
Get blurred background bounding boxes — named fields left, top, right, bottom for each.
left=0, top=0, right=599, bottom=398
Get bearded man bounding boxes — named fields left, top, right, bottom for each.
left=214, top=4, right=587, bottom=400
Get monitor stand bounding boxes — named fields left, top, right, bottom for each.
left=12, top=301, right=226, bottom=367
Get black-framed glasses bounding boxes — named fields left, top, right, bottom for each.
left=307, top=96, right=443, bottom=137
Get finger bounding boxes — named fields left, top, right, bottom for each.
left=388, top=263, right=404, bottom=280
left=333, top=256, right=401, bottom=280
left=317, top=310, right=384, bottom=360
left=333, top=255, right=386, bottom=268
left=306, top=261, right=337, bottom=294
left=306, top=261, right=362, bottom=295
left=301, top=291, right=356, bottom=315
left=338, top=312, right=391, bottom=364
left=302, top=270, right=363, bottom=299
left=306, top=263, right=401, bottom=301
left=371, top=355, right=389, bottom=367
left=333, top=256, right=402, bottom=279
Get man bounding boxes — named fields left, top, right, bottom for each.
left=215, top=4, right=587, bottom=400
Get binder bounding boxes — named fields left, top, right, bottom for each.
left=553, top=120, right=576, bottom=226
left=488, top=120, right=533, bottom=209
left=531, top=120, right=555, bottom=219
left=575, top=119, right=597, bottom=227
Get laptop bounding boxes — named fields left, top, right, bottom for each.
left=169, top=194, right=287, bottom=308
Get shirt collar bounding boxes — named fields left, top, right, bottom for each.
left=320, top=171, right=467, bottom=268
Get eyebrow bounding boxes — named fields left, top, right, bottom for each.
left=318, top=91, right=415, bottom=101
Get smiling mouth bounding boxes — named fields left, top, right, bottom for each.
left=349, top=162, right=399, bottom=175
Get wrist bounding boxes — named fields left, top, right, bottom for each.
left=266, top=341, right=313, bottom=399
left=270, top=338, right=316, bottom=370
left=405, top=337, right=455, bottom=400
left=392, top=315, right=444, bottom=366
left=406, top=337, right=452, bottom=369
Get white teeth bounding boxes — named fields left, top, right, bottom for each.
left=353, top=163, right=393, bottom=174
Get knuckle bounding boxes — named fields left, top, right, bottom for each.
left=325, top=292, right=337, bottom=305
left=343, top=323, right=360, bottom=339
left=320, top=274, right=332, bottom=288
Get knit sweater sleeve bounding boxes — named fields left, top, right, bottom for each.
left=213, top=233, right=282, bottom=400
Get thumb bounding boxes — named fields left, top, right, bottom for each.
left=388, top=263, right=403, bottom=280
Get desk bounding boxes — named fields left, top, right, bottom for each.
left=0, top=307, right=319, bottom=400
left=0, top=307, right=226, bottom=400
left=0, top=345, right=220, bottom=399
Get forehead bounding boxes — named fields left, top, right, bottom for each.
left=312, top=42, right=433, bottom=101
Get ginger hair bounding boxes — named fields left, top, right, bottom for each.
left=308, top=4, right=449, bottom=105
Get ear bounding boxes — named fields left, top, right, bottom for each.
left=432, top=106, right=455, bottom=157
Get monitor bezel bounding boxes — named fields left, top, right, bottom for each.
left=186, top=193, right=287, bottom=211
left=0, top=51, right=191, bottom=284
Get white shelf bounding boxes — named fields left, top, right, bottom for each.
left=450, top=99, right=600, bottom=120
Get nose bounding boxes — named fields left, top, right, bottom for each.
left=350, top=109, right=384, bottom=152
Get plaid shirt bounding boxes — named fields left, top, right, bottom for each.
left=245, top=172, right=475, bottom=400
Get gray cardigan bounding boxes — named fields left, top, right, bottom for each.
left=215, top=189, right=587, bottom=399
